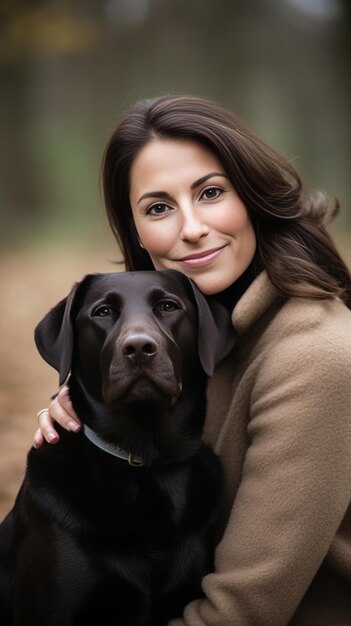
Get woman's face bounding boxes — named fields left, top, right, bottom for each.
left=129, top=138, right=256, bottom=295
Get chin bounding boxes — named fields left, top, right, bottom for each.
left=191, top=274, right=235, bottom=295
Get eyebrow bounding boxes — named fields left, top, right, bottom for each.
left=137, top=172, right=228, bottom=204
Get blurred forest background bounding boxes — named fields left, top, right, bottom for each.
left=0, top=0, right=350, bottom=518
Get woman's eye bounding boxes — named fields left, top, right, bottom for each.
left=93, top=305, right=114, bottom=318
left=147, top=203, right=169, bottom=216
left=154, top=300, right=180, bottom=314
left=201, top=187, right=222, bottom=201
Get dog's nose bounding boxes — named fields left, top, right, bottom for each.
left=121, top=333, right=158, bottom=361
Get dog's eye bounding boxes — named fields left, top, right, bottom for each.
left=154, top=300, right=180, bottom=314
left=92, top=305, right=114, bottom=318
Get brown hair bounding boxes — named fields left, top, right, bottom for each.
left=102, top=95, right=351, bottom=306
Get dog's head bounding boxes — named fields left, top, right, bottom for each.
left=35, top=270, right=235, bottom=461
left=35, top=270, right=234, bottom=387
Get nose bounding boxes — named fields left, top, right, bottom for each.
left=179, top=206, right=210, bottom=242
left=121, top=333, right=158, bottom=362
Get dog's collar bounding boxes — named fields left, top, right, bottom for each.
left=83, top=425, right=144, bottom=467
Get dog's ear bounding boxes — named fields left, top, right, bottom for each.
left=34, top=278, right=88, bottom=386
left=186, top=281, right=235, bottom=376
left=163, top=270, right=236, bottom=376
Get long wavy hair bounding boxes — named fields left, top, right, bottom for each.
left=102, top=95, right=351, bottom=306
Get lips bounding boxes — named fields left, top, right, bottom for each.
left=177, top=246, right=226, bottom=268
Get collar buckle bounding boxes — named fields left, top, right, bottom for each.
left=128, top=453, right=144, bottom=467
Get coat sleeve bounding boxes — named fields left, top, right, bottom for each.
left=168, top=311, right=351, bottom=625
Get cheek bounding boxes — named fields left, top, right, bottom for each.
left=134, top=218, right=177, bottom=263
left=215, top=205, right=256, bottom=256
left=230, top=211, right=257, bottom=264
left=213, top=201, right=251, bottom=235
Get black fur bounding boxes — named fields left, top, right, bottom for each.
left=0, top=270, right=235, bottom=626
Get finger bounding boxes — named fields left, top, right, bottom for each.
left=33, top=427, right=44, bottom=449
left=56, top=386, right=81, bottom=431
left=37, top=407, right=60, bottom=444
left=47, top=390, right=81, bottom=434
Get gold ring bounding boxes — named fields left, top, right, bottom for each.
left=36, top=408, right=49, bottom=421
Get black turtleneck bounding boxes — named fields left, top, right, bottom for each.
left=210, top=258, right=259, bottom=313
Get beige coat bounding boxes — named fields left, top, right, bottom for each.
left=170, top=271, right=351, bottom=626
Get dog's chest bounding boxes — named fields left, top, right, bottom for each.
left=92, top=465, right=192, bottom=536
left=73, top=468, right=201, bottom=595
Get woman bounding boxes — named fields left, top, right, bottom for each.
left=34, top=95, right=351, bottom=625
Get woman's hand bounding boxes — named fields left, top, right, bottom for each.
left=33, top=386, right=81, bottom=447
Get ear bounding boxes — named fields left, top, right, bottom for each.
left=186, top=281, right=236, bottom=376
left=34, top=278, right=87, bottom=386
left=163, top=270, right=236, bottom=376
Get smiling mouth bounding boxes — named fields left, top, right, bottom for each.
left=177, top=246, right=226, bottom=267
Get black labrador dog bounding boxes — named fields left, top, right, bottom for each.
left=0, top=269, right=235, bottom=626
